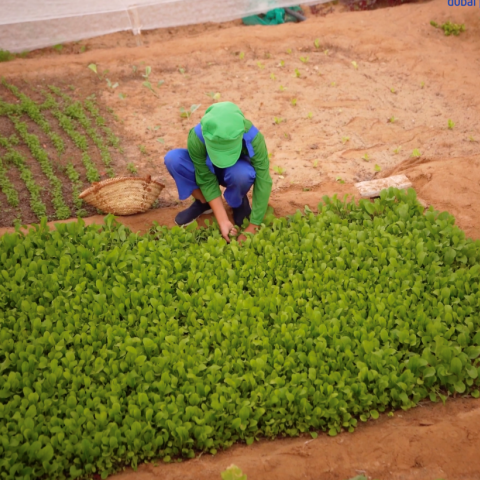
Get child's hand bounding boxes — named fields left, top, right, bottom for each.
left=237, top=223, right=259, bottom=243
left=219, top=220, right=237, bottom=243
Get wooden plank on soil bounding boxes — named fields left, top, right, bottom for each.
left=354, top=174, right=412, bottom=198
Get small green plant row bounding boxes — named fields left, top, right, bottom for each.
left=1, top=79, right=65, bottom=155
left=48, top=102, right=100, bottom=183
left=1, top=79, right=117, bottom=181
left=0, top=135, right=47, bottom=219
left=0, top=81, right=127, bottom=225
left=48, top=89, right=114, bottom=177
left=9, top=116, right=71, bottom=220
left=0, top=49, right=30, bottom=64
left=0, top=49, right=15, bottom=62
left=64, top=162, right=88, bottom=217
left=0, top=155, right=20, bottom=208
left=48, top=85, right=74, bottom=106
left=2, top=79, right=122, bottom=167
left=84, top=95, right=122, bottom=151
left=48, top=99, right=89, bottom=151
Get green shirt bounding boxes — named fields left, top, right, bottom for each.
left=187, top=119, right=272, bottom=225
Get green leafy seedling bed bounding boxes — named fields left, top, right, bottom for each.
left=0, top=188, right=480, bottom=479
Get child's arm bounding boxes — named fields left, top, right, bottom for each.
left=249, top=131, right=273, bottom=227
left=209, top=197, right=237, bottom=242
left=188, top=129, right=236, bottom=242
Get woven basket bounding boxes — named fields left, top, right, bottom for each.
left=79, top=175, right=165, bottom=215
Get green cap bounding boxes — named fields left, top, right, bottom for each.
left=200, top=102, right=245, bottom=168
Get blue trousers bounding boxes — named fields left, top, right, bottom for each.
left=164, top=149, right=256, bottom=208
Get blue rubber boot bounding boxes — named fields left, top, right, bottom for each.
left=175, top=200, right=212, bottom=226
left=233, top=195, right=251, bottom=227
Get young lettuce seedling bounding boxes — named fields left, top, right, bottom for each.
left=411, top=148, right=421, bottom=157
left=180, top=104, right=201, bottom=119
left=142, top=81, right=158, bottom=97
left=206, top=92, right=221, bottom=101
left=105, top=79, right=119, bottom=90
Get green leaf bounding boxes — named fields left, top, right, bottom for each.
left=38, top=444, right=54, bottom=462
left=135, top=355, right=147, bottom=366
left=454, top=380, right=466, bottom=393
left=112, top=287, right=123, bottom=298
left=364, top=202, right=375, bottom=215
left=444, top=247, right=456, bottom=265
left=450, top=357, right=462, bottom=376
left=466, top=366, right=478, bottom=379
left=14, top=268, right=26, bottom=282
left=465, top=346, right=480, bottom=359
left=423, top=367, right=436, bottom=378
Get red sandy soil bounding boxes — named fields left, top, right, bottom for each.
left=1, top=1, right=480, bottom=479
